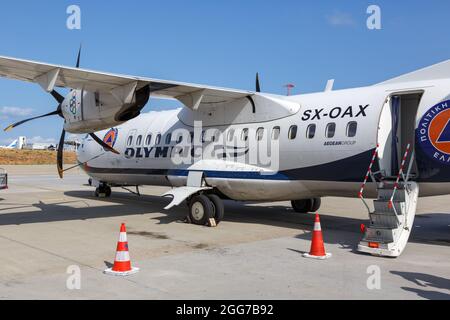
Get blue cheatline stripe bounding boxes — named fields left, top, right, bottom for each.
left=167, top=169, right=289, bottom=180
left=82, top=148, right=377, bottom=183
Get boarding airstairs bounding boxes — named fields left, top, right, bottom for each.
left=357, top=144, right=418, bottom=257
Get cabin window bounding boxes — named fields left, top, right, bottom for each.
left=227, top=129, right=235, bottom=142
left=346, top=121, right=358, bottom=138
left=145, top=134, right=152, bottom=146
left=201, top=130, right=206, bottom=143
left=241, top=128, right=249, bottom=141
left=190, top=132, right=194, bottom=143
left=272, top=127, right=280, bottom=140
left=212, top=130, right=220, bottom=142
left=155, top=134, right=161, bottom=145
left=289, top=125, right=298, bottom=140
left=136, top=135, right=143, bottom=146
left=176, top=134, right=183, bottom=144
left=306, top=124, right=316, bottom=139
left=127, top=136, right=133, bottom=146
left=165, top=133, right=172, bottom=144
left=205, top=129, right=220, bottom=143
left=326, top=123, right=336, bottom=138
left=256, top=128, right=265, bottom=141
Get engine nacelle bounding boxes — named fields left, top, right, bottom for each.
left=61, top=86, right=150, bottom=134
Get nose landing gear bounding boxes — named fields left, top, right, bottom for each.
left=94, top=184, right=112, bottom=198
left=291, top=198, right=321, bottom=213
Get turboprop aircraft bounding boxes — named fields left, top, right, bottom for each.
left=1, top=51, right=450, bottom=257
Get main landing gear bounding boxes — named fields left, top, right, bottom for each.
left=187, top=193, right=224, bottom=227
left=94, top=183, right=112, bottom=198
left=291, top=198, right=321, bottom=213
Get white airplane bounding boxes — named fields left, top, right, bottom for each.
left=0, top=139, right=19, bottom=149
left=1, top=50, right=450, bottom=257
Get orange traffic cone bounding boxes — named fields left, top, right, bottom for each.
left=104, top=223, right=139, bottom=276
left=303, top=213, right=332, bottom=260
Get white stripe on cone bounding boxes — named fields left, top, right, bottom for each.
left=119, top=232, right=127, bottom=242
left=314, top=222, right=321, bottom=231
left=115, top=251, right=130, bottom=262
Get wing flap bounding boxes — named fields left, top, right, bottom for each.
left=0, top=55, right=252, bottom=109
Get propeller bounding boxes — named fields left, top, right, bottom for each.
left=89, top=133, right=120, bottom=155
left=4, top=109, right=61, bottom=132
left=75, top=44, right=82, bottom=68
left=57, top=129, right=66, bottom=178
left=72, top=45, right=119, bottom=155
left=256, top=73, right=261, bottom=93
left=3, top=45, right=119, bottom=178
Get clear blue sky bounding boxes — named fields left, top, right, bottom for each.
left=1, top=0, right=449, bottom=145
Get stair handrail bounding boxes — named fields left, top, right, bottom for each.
left=388, top=143, right=412, bottom=215
left=402, top=149, right=415, bottom=229
left=359, top=144, right=379, bottom=213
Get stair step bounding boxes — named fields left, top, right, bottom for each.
left=373, top=199, right=405, bottom=215
left=364, top=227, right=400, bottom=244
left=377, top=189, right=406, bottom=202
left=369, top=214, right=400, bottom=228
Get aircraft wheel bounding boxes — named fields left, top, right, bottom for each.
left=311, top=198, right=321, bottom=212
left=104, top=186, right=112, bottom=198
left=94, top=188, right=102, bottom=198
left=291, top=199, right=314, bottom=213
left=188, top=194, right=214, bottom=226
left=95, top=185, right=111, bottom=198
left=88, top=178, right=93, bottom=186
left=207, top=194, right=224, bottom=224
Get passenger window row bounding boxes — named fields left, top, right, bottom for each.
left=126, top=121, right=358, bottom=146
left=301, top=121, right=357, bottom=140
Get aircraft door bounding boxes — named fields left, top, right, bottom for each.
left=377, top=98, right=393, bottom=176
left=377, top=93, right=422, bottom=178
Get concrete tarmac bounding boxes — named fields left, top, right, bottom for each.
left=0, top=165, right=449, bottom=299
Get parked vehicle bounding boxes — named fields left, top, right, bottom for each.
left=0, top=168, right=7, bottom=190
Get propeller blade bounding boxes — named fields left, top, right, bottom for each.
left=89, top=133, right=120, bottom=155
left=256, top=73, right=261, bottom=93
left=50, top=90, right=65, bottom=104
left=76, top=44, right=82, bottom=68
left=4, top=110, right=60, bottom=132
left=57, top=129, right=66, bottom=179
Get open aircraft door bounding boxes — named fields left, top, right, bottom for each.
left=377, top=92, right=423, bottom=178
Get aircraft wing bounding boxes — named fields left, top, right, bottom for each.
left=0, top=56, right=253, bottom=109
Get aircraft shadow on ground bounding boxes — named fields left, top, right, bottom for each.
left=390, top=271, right=450, bottom=300
left=0, top=191, right=448, bottom=248
left=0, top=191, right=184, bottom=226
